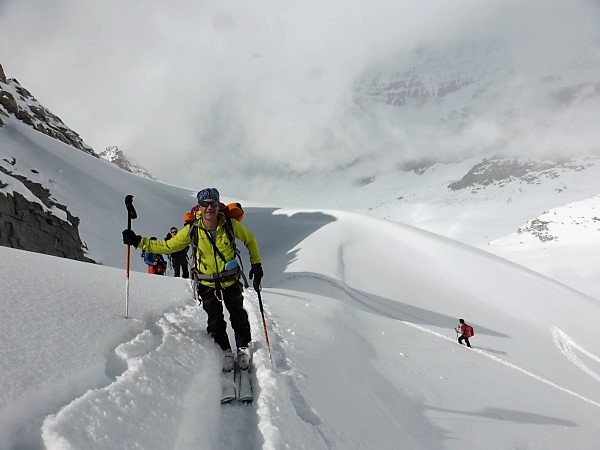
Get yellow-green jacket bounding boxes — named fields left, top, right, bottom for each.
left=138, top=212, right=261, bottom=288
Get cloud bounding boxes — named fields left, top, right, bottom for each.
left=1, top=0, right=599, bottom=198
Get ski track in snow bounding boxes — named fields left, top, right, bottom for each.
left=403, top=321, right=600, bottom=409
left=552, top=327, right=600, bottom=383
left=244, top=289, right=339, bottom=450
left=37, top=279, right=600, bottom=449
left=282, top=272, right=600, bottom=411
left=40, top=292, right=270, bottom=450
left=34, top=285, right=331, bottom=450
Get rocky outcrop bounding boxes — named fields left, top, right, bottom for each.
left=0, top=78, right=13, bottom=128
left=0, top=64, right=96, bottom=263
left=517, top=218, right=557, bottom=242
left=0, top=166, right=94, bottom=263
left=99, top=145, right=157, bottom=180
left=0, top=89, right=18, bottom=114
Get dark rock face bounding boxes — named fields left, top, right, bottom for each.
left=0, top=63, right=96, bottom=263
left=0, top=167, right=94, bottom=263
left=0, top=90, right=18, bottom=114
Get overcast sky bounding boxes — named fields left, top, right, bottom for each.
left=1, top=0, right=599, bottom=198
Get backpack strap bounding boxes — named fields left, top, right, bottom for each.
left=203, top=227, right=229, bottom=263
left=188, top=213, right=249, bottom=289
left=222, top=214, right=249, bottom=289
left=188, top=220, right=201, bottom=272
left=222, top=214, right=238, bottom=257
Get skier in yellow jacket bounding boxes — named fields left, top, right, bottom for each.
left=122, top=187, right=263, bottom=371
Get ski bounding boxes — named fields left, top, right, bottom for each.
left=236, top=347, right=254, bottom=403
left=237, top=365, right=253, bottom=403
left=221, top=346, right=254, bottom=404
left=221, top=369, right=236, bottom=404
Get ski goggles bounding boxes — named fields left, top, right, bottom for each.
left=199, top=199, right=220, bottom=208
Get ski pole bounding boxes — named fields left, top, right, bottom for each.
left=256, top=288, right=272, bottom=364
left=192, top=273, right=199, bottom=303
left=124, top=195, right=137, bottom=318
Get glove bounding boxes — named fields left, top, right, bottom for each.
left=122, top=229, right=142, bottom=248
left=249, top=263, right=263, bottom=291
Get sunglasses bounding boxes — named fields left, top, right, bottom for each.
left=199, top=199, right=219, bottom=208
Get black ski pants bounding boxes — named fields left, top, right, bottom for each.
left=198, top=282, right=251, bottom=351
left=458, top=335, right=471, bottom=348
left=171, top=254, right=189, bottom=279
left=173, top=260, right=189, bottom=278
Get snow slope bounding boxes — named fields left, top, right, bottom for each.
left=1, top=118, right=199, bottom=268
left=3, top=209, right=600, bottom=448
left=355, top=158, right=600, bottom=299
left=488, top=195, right=600, bottom=300
left=2, top=98, right=600, bottom=449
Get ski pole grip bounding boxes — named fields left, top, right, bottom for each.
left=125, top=195, right=137, bottom=229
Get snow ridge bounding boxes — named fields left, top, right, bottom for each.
left=37, top=289, right=291, bottom=450
left=41, top=303, right=219, bottom=449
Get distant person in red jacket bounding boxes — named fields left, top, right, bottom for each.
left=455, top=318, right=474, bottom=348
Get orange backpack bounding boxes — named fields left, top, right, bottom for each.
left=225, top=203, right=244, bottom=222
left=189, top=202, right=244, bottom=222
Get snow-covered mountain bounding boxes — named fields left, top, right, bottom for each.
left=348, top=36, right=600, bottom=295
left=351, top=36, right=600, bottom=170
left=99, top=145, right=157, bottom=180
left=355, top=36, right=600, bottom=126
left=0, top=63, right=101, bottom=260
left=2, top=58, right=600, bottom=302
left=4, top=119, right=600, bottom=449
left=353, top=154, right=600, bottom=298
left=0, top=63, right=94, bottom=156
left=486, top=195, right=600, bottom=299
left=355, top=39, right=512, bottom=110
left=236, top=34, right=600, bottom=223
left=3, top=56, right=600, bottom=448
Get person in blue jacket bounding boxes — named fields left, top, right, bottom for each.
left=141, top=237, right=166, bottom=275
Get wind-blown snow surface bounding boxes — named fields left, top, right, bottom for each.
left=3, top=117, right=600, bottom=448
left=3, top=214, right=600, bottom=449
left=356, top=158, right=600, bottom=300
left=488, top=196, right=600, bottom=300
